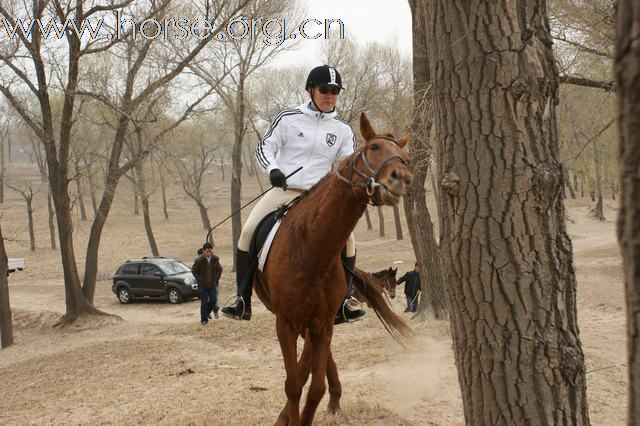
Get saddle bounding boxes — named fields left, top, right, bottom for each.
left=238, top=199, right=299, bottom=298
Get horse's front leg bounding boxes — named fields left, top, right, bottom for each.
left=277, top=331, right=312, bottom=425
left=276, top=317, right=302, bottom=426
left=300, top=326, right=332, bottom=426
left=326, top=349, right=342, bottom=414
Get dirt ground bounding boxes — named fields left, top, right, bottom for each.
left=0, top=164, right=626, bottom=425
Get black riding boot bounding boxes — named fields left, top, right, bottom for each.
left=335, top=254, right=366, bottom=325
left=221, top=249, right=252, bottom=320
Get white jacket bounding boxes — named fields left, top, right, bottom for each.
left=255, top=102, right=356, bottom=190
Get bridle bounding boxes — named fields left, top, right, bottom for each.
left=336, top=136, right=408, bottom=205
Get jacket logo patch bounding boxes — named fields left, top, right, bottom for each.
left=326, top=133, right=337, bottom=147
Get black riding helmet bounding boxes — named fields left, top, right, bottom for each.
left=305, top=65, right=344, bottom=90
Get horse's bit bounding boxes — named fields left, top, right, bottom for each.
left=336, top=135, right=408, bottom=204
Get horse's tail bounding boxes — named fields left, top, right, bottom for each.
left=351, top=267, right=415, bottom=344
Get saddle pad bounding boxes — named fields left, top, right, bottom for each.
left=258, top=219, right=282, bottom=271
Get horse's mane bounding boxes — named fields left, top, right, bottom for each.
left=294, top=145, right=368, bottom=203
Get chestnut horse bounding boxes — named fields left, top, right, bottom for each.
left=252, top=113, right=414, bottom=425
left=372, top=267, right=399, bottom=298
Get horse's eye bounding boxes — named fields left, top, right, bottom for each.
left=370, top=144, right=379, bottom=151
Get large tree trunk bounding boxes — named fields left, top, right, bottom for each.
left=0, top=225, right=13, bottom=348
left=47, top=188, right=57, bottom=250
left=615, top=1, right=640, bottom=422
left=428, top=0, right=589, bottom=423
left=406, top=0, right=449, bottom=320
left=52, top=171, right=95, bottom=323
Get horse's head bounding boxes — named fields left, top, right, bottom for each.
left=386, top=267, right=398, bottom=298
left=337, top=113, right=413, bottom=205
left=372, top=267, right=399, bottom=299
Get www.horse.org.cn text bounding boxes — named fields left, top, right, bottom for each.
left=1, top=14, right=346, bottom=46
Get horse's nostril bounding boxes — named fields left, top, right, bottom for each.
left=391, top=170, right=397, bottom=179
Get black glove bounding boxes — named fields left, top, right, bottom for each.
left=269, top=169, right=287, bottom=189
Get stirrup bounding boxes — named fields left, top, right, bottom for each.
left=340, top=296, right=366, bottom=323
left=221, top=295, right=245, bottom=320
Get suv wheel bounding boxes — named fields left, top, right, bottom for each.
left=168, top=287, right=183, bottom=304
left=118, top=287, right=132, bottom=304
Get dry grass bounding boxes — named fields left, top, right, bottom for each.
left=0, top=164, right=626, bottom=425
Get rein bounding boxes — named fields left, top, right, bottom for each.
left=336, top=136, right=407, bottom=205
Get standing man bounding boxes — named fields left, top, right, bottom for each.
left=397, top=263, right=421, bottom=313
left=222, top=64, right=365, bottom=324
left=192, top=242, right=222, bottom=325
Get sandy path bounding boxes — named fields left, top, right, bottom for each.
left=0, top=169, right=626, bottom=424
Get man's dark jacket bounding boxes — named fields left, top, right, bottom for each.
left=191, top=255, right=222, bottom=289
left=397, top=270, right=421, bottom=298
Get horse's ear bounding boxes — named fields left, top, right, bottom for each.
left=396, top=133, right=411, bottom=148
left=360, top=112, right=376, bottom=141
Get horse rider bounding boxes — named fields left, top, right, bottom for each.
left=221, top=64, right=366, bottom=324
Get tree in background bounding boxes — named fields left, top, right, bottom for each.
left=406, top=0, right=448, bottom=319
left=0, top=0, right=248, bottom=325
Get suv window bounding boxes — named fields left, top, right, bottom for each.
left=158, top=261, right=190, bottom=275
left=139, top=264, right=161, bottom=276
left=121, top=263, right=139, bottom=275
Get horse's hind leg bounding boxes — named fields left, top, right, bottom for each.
left=276, top=317, right=302, bottom=426
left=326, top=350, right=342, bottom=414
left=300, top=329, right=331, bottom=426
left=277, top=332, right=312, bottom=425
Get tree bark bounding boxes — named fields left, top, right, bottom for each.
left=428, top=0, right=589, bottom=423
left=615, top=1, right=640, bottom=423
left=0, top=225, right=13, bottom=348
left=376, top=206, right=385, bottom=237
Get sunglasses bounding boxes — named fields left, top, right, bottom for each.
left=317, top=86, right=341, bottom=95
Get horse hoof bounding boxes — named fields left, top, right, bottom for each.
left=327, top=404, right=341, bottom=415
